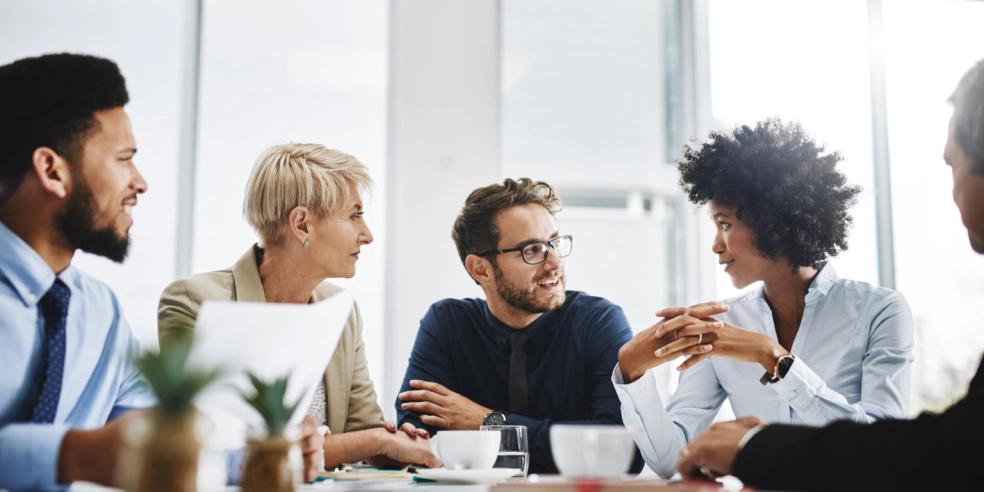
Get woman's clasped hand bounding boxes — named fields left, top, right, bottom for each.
left=617, top=300, right=790, bottom=383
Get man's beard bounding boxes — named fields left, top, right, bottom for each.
left=54, top=174, right=130, bottom=263
left=492, top=261, right=566, bottom=314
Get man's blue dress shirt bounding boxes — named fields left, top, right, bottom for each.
left=0, top=221, right=155, bottom=491
left=396, top=291, right=642, bottom=473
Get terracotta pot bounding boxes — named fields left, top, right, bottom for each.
left=134, top=410, right=201, bottom=492
left=240, top=437, right=296, bottom=492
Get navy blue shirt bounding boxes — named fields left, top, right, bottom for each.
left=397, top=291, right=642, bottom=473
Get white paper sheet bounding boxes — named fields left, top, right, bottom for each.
left=186, top=289, right=354, bottom=449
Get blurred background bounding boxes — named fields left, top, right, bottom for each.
left=3, top=0, right=984, bottom=433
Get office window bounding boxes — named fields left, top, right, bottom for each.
left=0, top=1, right=186, bottom=350
left=194, top=0, right=389, bottom=399
left=882, top=1, right=984, bottom=413
left=501, top=0, right=684, bottom=403
left=707, top=0, right=879, bottom=299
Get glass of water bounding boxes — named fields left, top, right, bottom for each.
left=480, top=425, right=529, bottom=477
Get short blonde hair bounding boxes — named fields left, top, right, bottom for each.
left=243, top=143, right=373, bottom=245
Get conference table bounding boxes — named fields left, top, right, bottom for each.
left=70, top=474, right=748, bottom=492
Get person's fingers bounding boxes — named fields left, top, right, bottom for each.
left=383, top=420, right=398, bottom=433
left=736, top=415, right=765, bottom=427
left=417, top=428, right=430, bottom=439
left=400, top=422, right=419, bottom=437
left=401, top=401, right=445, bottom=416
left=299, top=430, right=322, bottom=454
left=675, top=447, right=702, bottom=480
left=676, top=350, right=714, bottom=371
left=422, top=451, right=444, bottom=468
left=655, top=306, right=689, bottom=318
left=686, top=302, right=731, bottom=319
left=654, top=332, right=708, bottom=357
left=398, top=389, right=442, bottom=403
left=409, top=379, right=452, bottom=396
left=420, top=414, right=449, bottom=430
left=304, top=448, right=323, bottom=482
left=673, top=320, right=723, bottom=338
left=300, top=415, right=317, bottom=435
left=653, top=314, right=698, bottom=337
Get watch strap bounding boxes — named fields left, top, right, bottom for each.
left=760, top=354, right=796, bottom=385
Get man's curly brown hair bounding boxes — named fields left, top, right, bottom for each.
left=677, top=118, right=862, bottom=273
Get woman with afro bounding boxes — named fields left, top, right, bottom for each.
left=614, top=118, right=913, bottom=478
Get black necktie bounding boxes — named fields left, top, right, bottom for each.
left=23, top=279, right=71, bottom=423
left=508, top=330, right=530, bottom=416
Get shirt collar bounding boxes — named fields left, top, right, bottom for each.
left=747, top=262, right=838, bottom=301
left=809, top=262, right=838, bottom=296
left=485, top=302, right=556, bottom=350
left=0, top=220, right=57, bottom=307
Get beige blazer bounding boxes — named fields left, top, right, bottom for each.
left=157, top=245, right=385, bottom=434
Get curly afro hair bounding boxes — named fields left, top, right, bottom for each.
left=677, top=118, right=862, bottom=273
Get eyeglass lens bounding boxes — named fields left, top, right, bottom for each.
left=520, top=236, right=572, bottom=264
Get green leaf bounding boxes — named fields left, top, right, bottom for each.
left=241, top=371, right=303, bottom=437
left=133, top=330, right=222, bottom=418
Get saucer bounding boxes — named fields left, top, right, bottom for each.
left=415, top=467, right=522, bottom=484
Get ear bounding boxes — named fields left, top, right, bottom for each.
left=31, top=147, right=71, bottom=199
left=287, top=206, right=312, bottom=246
left=465, top=254, right=495, bottom=286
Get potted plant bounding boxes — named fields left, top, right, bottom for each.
left=130, top=332, right=221, bottom=492
left=239, top=373, right=303, bottom=492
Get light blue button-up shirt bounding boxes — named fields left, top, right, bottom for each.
left=0, top=221, right=155, bottom=491
left=613, top=264, right=913, bottom=478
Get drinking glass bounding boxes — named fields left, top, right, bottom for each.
left=479, top=425, right=529, bottom=477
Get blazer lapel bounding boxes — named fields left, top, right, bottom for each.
left=231, top=245, right=267, bottom=303
left=312, top=283, right=351, bottom=434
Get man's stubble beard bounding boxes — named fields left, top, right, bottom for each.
left=54, top=170, right=130, bottom=263
left=491, top=260, right=566, bottom=314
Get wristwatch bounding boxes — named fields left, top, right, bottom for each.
left=760, top=354, right=796, bottom=385
left=483, top=410, right=508, bottom=426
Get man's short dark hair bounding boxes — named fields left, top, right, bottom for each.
left=678, top=118, right=862, bottom=273
left=0, top=53, right=129, bottom=202
left=949, top=58, right=984, bottom=175
left=452, top=178, right=563, bottom=283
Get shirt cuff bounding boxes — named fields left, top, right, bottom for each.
left=737, top=424, right=766, bottom=451
left=0, top=423, right=72, bottom=491
left=612, top=364, right=660, bottom=403
left=770, top=357, right=823, bottom=409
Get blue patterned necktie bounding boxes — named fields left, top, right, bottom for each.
left=29, top=278, right=71, bottom=423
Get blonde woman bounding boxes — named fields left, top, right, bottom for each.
left=158, top=143, right=440, bottom=469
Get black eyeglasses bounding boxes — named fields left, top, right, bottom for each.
left=478, top=235, right=573, bottom=265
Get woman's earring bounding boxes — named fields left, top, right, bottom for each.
left=303, top=239, right=309, bottom=248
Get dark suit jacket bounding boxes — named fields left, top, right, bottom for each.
left=733, top=356, right=984, bottom=491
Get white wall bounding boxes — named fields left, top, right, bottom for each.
left=0, top=0, right=187, bottom=351
left=384, top=0, right=502, bottom=419
left=191, top=0, right=390, bottom=406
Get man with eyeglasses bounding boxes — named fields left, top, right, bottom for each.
left=396, top=178, right=643, bottom=474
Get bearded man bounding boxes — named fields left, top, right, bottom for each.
left=0, top=53, right=322, bottom=490
left=396, top=178, right=642, bottom=474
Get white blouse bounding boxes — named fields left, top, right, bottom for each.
left=614, top=264, right=913, bottom=478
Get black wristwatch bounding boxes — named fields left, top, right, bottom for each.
left=760, top=354, right=796, bottom=385
left=483, top=410, right=508, bottom=426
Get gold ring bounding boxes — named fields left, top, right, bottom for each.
left=674, top=331, right=679, bottom=340
left=701, top=466, right=712, bottom=478
left=697, top=333, right=703, bottom=345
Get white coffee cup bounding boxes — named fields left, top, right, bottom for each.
left=429, top=430, right=501, bottom=470
left=549, top=425, right=637, bottom=478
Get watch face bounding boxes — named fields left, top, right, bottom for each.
left=484, top=412, right=507, bottom=426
